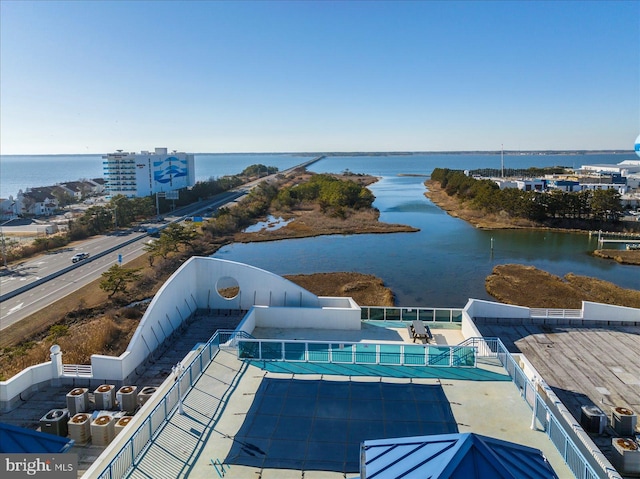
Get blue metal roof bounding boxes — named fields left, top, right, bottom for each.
left=0, top=422, right=75, bottom=454
left=361, top=432, right=558, bottom=479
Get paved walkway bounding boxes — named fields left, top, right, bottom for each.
left=128, top=349, right=249, bottom=479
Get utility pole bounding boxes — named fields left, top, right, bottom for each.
left=501, top=144, right=504, bottom=178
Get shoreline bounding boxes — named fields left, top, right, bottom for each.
left=233, top=173, right=420, bottom=243
left=424, top=179, right=640, bottom=266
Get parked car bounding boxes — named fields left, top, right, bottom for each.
left=72, top=252, right=90, bottom=263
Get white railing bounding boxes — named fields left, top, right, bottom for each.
left=530, top=308, right=582, bottom=319
left=62, top=364, right=93, bottom=377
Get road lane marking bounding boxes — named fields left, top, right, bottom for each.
left=6, top=302, right=24, bottom=316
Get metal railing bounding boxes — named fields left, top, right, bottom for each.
left=62, top=364, right=92, bottom=377
left=237, top=338, right=477, bottom=368
left=466, top=337, right=604, bottom=479
left=95, top=331, right=605, bottom=479
left=360, top=306, right=463, bottom=323
left=530, top=308, right=582, bottom=319
left=94, top=329, right=241, bottom=479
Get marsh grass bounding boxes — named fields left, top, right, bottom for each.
left=485, top=264, right=640, bottom=309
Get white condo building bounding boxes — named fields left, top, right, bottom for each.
left=102, top=147, right=195, bottom=198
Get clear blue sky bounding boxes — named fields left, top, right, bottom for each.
left=1, top=0, right=638, bottom=154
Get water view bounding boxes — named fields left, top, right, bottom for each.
left=214, top=154, right=640, bottom=307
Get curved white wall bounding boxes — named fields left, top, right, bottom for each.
left=91, top=257, right=324, bottom=381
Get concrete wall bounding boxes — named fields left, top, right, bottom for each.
left=582, top=301, right=640, bottom=323
left=253, top=303, right=361, bottom=331
left=88, top=257, right=339, bottom=382
left=193, top=257, right=320, bottom=310
left=464, top=299, right=530, bottom=320
left=0, top=362, right=54, bottom=412
left=460, top=300, right=484, bottom=340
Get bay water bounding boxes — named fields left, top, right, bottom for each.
left=214, top=153, right=640, bottom=307
left=2, top=152, right=637, bottom=306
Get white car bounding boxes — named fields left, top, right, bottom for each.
left=72, top=252, right=90, bottom=263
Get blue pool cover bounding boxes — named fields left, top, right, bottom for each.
left=224, top=378, right=458, bottom=473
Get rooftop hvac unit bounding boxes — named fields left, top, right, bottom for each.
left=68, top=413, right=91, bottom=444
left=66, top=388, right=89, bottom=416
left=114, top=416, right=133, bottom=436
left=580, top=405, right=607, bottom=435
left=94, top=384, right=116, bottom=410
left=611, top=438, right=640, bottom=474
left=39, top=409, right=69, bottom=437
left=612, top=407, right=638, bottom=437
left=90, top=415, right=115, bottom=446
left=116, top=385, right=138, bottom=413
left=137, top=386, right=157, bottom=407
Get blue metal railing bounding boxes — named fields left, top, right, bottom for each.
left=95, top=329, right=243, bottom=479
left=461, top=337, right=604, bottom=479
left=95, top=332, right=606, bottom=479
left=237, top=338, right=477, bottom=368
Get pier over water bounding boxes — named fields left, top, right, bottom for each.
left=591, top=230, right=640, bottom=246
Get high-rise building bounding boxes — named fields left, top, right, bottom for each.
left=102, top=147, right=195, bottom=198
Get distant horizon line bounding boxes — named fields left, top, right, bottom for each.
left=1, top=149, right=635, bottom=157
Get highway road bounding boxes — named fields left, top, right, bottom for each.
left=0, top=156, right=324, bottom=332
left=0, top=235, right=151, bottom=331
left=0, top=189, right=245, bottom=331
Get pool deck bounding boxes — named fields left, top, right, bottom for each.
left=127, top=325, right=572, bottom=479
left=251, top=321, right=465, bottom=345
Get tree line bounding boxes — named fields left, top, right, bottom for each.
left=4, top=174, right=249, bottom=263
left=274, top=173, right=375, bottom=218
left=430, top=168, right=624, bottom=223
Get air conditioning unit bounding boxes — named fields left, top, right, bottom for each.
left=114, top=416, right=133, bottom=436
left=90, top=415, right=115, bottom=446
left=40, top=409, right=69, bottom=437
left=116, top=386, right=138, bottom=413
left=612, top=406, right=638, bottom=437
left=137, top=386, right=157, bottom=407
left=94, top=384, right=116, bottom=410
left=68, top=413, right=91, bottom=444
left=611, top=438, right=640, bottom=474
left=580, top=405, right=607, bottom=434
left=66, top=388, right=89, bottom=416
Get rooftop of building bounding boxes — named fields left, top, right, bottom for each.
left=1, top=257, right=638, bottom=479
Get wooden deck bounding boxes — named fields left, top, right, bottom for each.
left=474, top=321, right=640, bottom=425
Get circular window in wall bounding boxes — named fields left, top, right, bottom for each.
left=216, top=276, right=240, bottom=300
